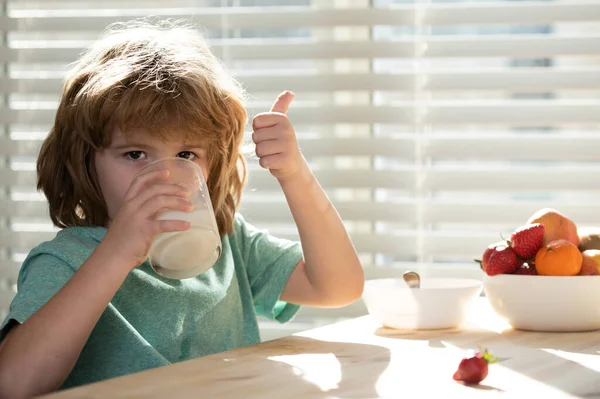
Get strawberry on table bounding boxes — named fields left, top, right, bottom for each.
left=453, top=348, right=498, bottom=385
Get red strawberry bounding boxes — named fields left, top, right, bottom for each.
left=453, top=348, right=498, bottom=384
left=474, top=241, right=505, bottom=271
left=485, top=245, right=522, bottom=276
left=509, top=223, right=545, bottom=259
left=514, top=264, right=538, bottom=275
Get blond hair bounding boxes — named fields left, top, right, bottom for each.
left=37, top=19, right=247, bottom=235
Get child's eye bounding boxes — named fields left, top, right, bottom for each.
left=125, top=151, right=146, bottom=160
left=176, top=151, right=196, bottom=160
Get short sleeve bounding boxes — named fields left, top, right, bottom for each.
left=0, top=253, right=74, bottom=341
left=234, top=214, right=304, bottom=323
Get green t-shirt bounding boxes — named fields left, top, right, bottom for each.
left=0, top=213, right=303, bottom=389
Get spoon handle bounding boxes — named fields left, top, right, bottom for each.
left=403, top=271, right=421, bottom=289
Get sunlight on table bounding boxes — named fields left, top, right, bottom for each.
left=466, top=298, right=512, bottom=333
left=268, top=353, right=342, bottom=391
left=543, top=349, right=600, bottom=373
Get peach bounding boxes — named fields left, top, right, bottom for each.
left=579, top=249, right=600, bottom=276
left=526, top=208, right=579, bottom=247
left=579, top=255, right=600, bottom=275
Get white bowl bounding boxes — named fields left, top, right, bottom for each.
left=483, top=274, right=600, bottom=332
left=362, top=277, right=483, bottom=330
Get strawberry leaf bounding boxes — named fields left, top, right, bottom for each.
left=481, top=349, right=498, bottom=364
left=475, top=346, right=498, bottom=364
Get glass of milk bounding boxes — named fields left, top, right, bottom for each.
left=137, top=157, right=221, bottom=279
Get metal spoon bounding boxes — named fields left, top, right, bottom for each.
left=403, top=271, right=421, bottom=289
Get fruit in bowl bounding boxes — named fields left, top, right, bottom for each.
left=580, top=250, right=600, bottom=275
left=476, top=208, right=594, bottom=278
left=362, top=277, right=482, bottom=330
left=535, top=239, right=582, bottom=276
left=476, top=208, right=600, bottom=331
left=526, top=207, right=579, bottom=247
left=578, top=228, right=600, bottom=252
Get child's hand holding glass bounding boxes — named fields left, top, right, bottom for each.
left=102, top=164, right=194, bottom=271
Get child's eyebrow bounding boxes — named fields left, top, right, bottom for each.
left=111, top=142, right=154, bottom=150
left=182, top=143, right=208, bottom=150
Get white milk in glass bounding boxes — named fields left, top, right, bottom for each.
left=148, top=207, right=222, bottom=279
left=142, top=157, right=222, bottom=279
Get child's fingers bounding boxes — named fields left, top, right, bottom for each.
left=153, top=219, right=191, bottom=235
left=269, top=90, right=294, bottom=114
left=125, top=169, right=170, bottom=201
left=258, top=153, right=287, bottom=170
left=252, top=113, right=288, bottom=131
left=140, top=195, right=194, bottom=219
left=252, top=125, right=286, bottom=143
left=132, top=183, right=191, bottom=208
left=255, top=140, right=284, bottom=158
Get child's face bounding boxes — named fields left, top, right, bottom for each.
left=94, top=127, right=210, bottom=224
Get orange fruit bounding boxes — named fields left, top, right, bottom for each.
left=535, top=239, right=583, bottom=276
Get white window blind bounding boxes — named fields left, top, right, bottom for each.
left=1, top=0, right=600, bottom=338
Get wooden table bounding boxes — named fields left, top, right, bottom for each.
left=42, top=298, right=600, bottom=398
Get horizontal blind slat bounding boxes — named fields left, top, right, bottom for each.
left=2, top=106, right=416, bottom=125
left=3, top=103, right=600, bottom=125
left=0, top=169, right=415, bottom=190
left=5, top=198, right=600, bottom=226
left=0, top=199, right=417, bottom=223
left=5, top=167, right=600, bottom=191
left=426, top=102, right=600, bottom=125
left=3, top=2, right=600, bottom=31
left=2, top=36, right=599, bottom=63
left=0, top=137, right=415, bottom=158
left=4, top=69, right=600, bottom=94
left=423, top=202, right=600, bottom=225
left=7, top=135, right=600, bottom=161
left=424, top=135, right=600, bottom=161
left=425, top=1, right=600, bottom=25
left=423, top=168, right=600, bottom=191
left=4, top=8, right=416, bottom=31
left=2, top=42, right=415, bottom=63
left=245, top=202, right=600, bottom=227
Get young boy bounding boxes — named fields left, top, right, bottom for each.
left=0, top=20, right=364, bottom=398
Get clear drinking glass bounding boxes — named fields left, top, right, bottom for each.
left=136, top=157, right=221, bottom=279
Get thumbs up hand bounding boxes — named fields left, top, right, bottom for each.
left=251, top=91, right=307, bottom=181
